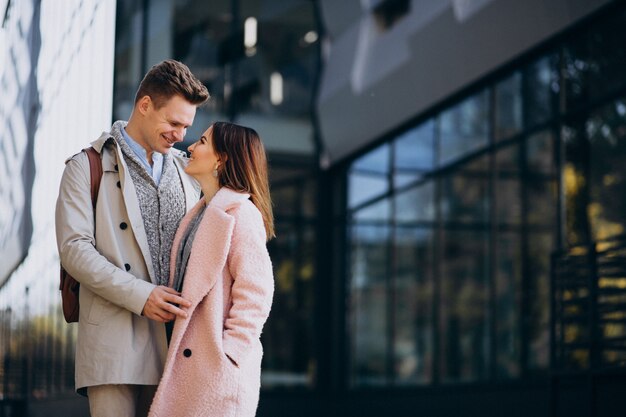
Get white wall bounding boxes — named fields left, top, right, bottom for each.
left=0, top=0, right=116, bottom=317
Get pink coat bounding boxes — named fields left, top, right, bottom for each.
left=148, top=188, right=274, bottom=417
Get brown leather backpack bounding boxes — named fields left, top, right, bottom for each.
left=59, top=147, right=103, bottom=323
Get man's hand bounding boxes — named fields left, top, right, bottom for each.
left=142, top=286, right=192, bottom=323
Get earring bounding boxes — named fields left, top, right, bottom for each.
left=212, top=167, right=219, bottom=178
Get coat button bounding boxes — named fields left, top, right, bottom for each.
left=114, top=164, right=119, bottom=171
left=117, top=181, right=121, bottom=188
left=124, top=263, right=131, bottom=271
left=120, top=222, right=128, bottom=230
left=183, top=349, right=192, bottom=357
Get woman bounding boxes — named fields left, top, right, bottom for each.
left=148, top=122, right=275, bottom=417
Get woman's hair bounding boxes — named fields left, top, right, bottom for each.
left=135, top=59, right=209, bottom=108
left=211, top=122, right=275, bottom=240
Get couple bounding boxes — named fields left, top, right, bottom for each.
left=55, top=60, right=274, bottom=417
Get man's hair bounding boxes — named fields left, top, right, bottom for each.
left=134, top=59, right=209, bottom=108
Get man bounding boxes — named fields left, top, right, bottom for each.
left=55, top=59, right=209, bottom=417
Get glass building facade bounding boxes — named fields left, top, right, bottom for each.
left=344, top=2, right=626, bottom=390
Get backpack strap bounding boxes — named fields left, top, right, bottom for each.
left=83, top=147, right=103, bottom=208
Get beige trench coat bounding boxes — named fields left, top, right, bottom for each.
left=55, top=129, right=199, bottom=394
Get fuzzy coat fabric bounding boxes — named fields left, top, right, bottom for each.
left=148, top=188, right=274, bottom=417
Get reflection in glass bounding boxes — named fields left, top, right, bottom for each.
left=524, top=55, right=557, bottom=127
left=526, top=130, right=555, bottom=175
left=495, top=232, right=521, bottom=378
left=264, top=223, right=316, bottom=387
left=354, top=198, right=391, bottom=222
left=394, top=183, right=435, bottom=224
left=350, top=225, right=390, bottom=386
left=394, top=227, right=434, bottom=385
left=348, top=172, right=389, bottom=210
left=440, top=230, right=490, bottom=382
left=441, top=162, right=489, bottom=225
left=113, top=0, right=149, bottom=121
left=527, top=232, right=553, bottom=370
left=496, top=178, right=521, bottom=226
left=495, top=72, right=522, bottom=141
left=353, top=143, right=391, bottom=173
left=496, top=144, right=520, bottom=174
left=393, top=120, right=435, bottom=186
left=349, top=144, right=391, bottom=209
left=439, top=91, right=489, bottom=166
left=527, top=180, right=557, bottom=227
left=563, top=8, right=626, bottom=112
left=586, top=98, right=626, bottom=240
left=563, top=123, right=592, bottom=246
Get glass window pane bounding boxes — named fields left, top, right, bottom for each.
left=354, top=143, right=391, bottom=173
left=354, top=198, right=391, bottom=222
left=524, top=54, right=558, bottom=127
left=587, top=97, right=626, bottom=241
left=563, top=124, right=592, bottom=246
left=441, top=158, right=490, bottom=225
left=394, top=227, right=434, bottom=385
left=563, top=8, right=626, bottom=112
left=394, top=119, right=435, bottom=186
left=527, top=179, right=558, bottom=227
left=440, top=229, right=490, bottom=382
left=348, top=173, right=389, bottom=209
left=495, top=72, right=522, bottom=141
left=349, top=144, right=391, bottom=208
left=496, top=144, right=520, bottom=174
left=527, top=232, right=554, bottom=371
left=439, top=91, right=489, bottom=166
left=496, top=178, right=521, bottom=226
left=527, top=130, right=556, bottom=175
left=113, top=0, right=148, bottom=121
left=585, top=8, right=626, bottom=102
left=172, top=0, right=231, bottom=134
left=394, top=182, right=436, bottom=224
left=496, top=143, right=521, bottom=226
left=263, top=223, right=316, bottom=388
left=495, top=232, right=522, bottom=379
left=350, top=225, right=390, bottom=386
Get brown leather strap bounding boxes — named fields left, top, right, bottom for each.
left=83, top=147, right=103, bottom=209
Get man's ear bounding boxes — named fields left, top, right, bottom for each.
left=136, top=95, right=152, bottom=116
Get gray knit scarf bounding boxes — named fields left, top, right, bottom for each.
left=110, top=121, right=186, bottom=286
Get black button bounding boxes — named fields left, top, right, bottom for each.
left=120, top=222, right=128, bottom=230
left=114, top=164, right=119, bottom=171
left=183, top=349, right=192, bottom=357
left=117, top=181, right=121, bottom=188
left=124, top=263, right=131, bottom=271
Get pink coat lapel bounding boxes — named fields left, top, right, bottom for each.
left=167, top=188, right=250, bottom=347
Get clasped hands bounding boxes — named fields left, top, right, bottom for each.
left=142, top=286, right=192, bottom=322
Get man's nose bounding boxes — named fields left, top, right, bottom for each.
left=173, top=127, right=185, bottom=142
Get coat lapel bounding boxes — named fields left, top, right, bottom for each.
left=167, top=188, right=250, bottom=350
left=108, top=139, right=158, bottom=283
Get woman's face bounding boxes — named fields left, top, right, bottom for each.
left=185, top=125, right=221, bottom=181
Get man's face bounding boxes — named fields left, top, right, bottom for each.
left=142, top=94, right=197, bottom=154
